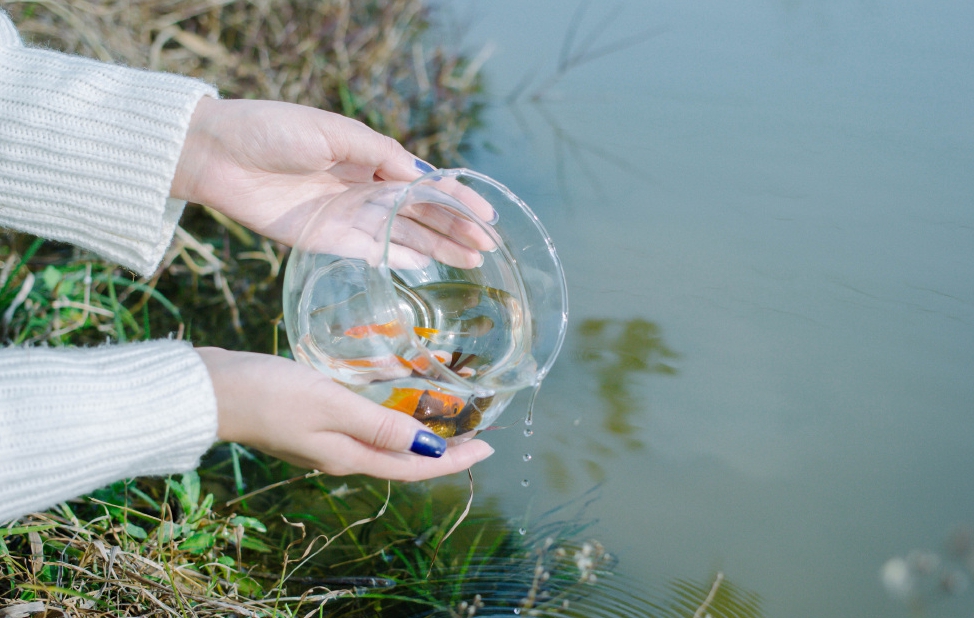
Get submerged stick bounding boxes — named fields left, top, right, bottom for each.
left=693, top=571, right=724, bottom=618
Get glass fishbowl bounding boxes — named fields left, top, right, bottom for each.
left=283, top=169, right=567, bottom=442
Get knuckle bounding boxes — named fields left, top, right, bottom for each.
left=369, top=413, right=404, bottom=451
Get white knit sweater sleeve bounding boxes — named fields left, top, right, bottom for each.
left=0, top=341, right=218, bottom=523
left=0, top=10, right=217, bottom=274
left=0, top=11, right=220, bottom=524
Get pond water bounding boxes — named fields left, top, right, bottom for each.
left=437, top=0, right=974, bottom=616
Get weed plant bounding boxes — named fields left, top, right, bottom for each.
left=1, top=450, right=619, bottom=617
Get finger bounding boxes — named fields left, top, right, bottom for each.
left=308, top=434, right=495, bottom=481
left=332, top=392, right=451, bottom=454
left=389, top=216, right=485, bottom=270
left=378, top=158, right=499, bottom=226
left=431, top=177, right=498, bottom=224
left=397, top=201, right=498, bottom=252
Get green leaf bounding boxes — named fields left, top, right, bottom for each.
left=181, top=471, right=201, bottom=506
left=233, top=575, right=263, bottom=596
left=238, top=536, right=273, bottom=553
left=166, top=471, right=201, bottom=515
left=41, top=265, right=62, bottom=292
left=157, top=521, right=181, bottom=543
left=2, top=524, right=58, bottom=537
left=187, top=493, right=214, bottom=525
left=178, top=532, right=215, bottom=553
left=123, top=523, right=147, bottom=540
left=229, top=516, right=267, bottom=533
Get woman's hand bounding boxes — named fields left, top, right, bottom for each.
left=198, top=347, right=495, bottom=481
left=170, top=97, right=494, bottom=269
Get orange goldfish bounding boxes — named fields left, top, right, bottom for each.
left=340, top=350, right=455, bottom=376
left=344, top=321, right=439, bottom=340
left=381, top=388, right=465, bottom=420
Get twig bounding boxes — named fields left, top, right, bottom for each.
left=225, top=470, right=325, bottom=507
left=2, top=272, right=34, bottom=326
left=426, top=468, right=474, bottom=578
left=693, top=571, right=724, bottom=618
left=281, top=482, right=392, bottom=585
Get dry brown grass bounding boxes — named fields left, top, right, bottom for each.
left=6, top=0, right=484, bottom=164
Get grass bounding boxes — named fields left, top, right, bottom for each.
left=0, top=452, right=619, bottom=617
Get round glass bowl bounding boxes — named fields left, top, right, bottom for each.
left=283, top=169, right=568, bottom=441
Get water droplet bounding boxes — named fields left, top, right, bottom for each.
left=524, top=382, right=542, bottom=426
left=524, top=417, right=533, bottom=427
left=523, top=429, right=533, bottom=437
left=514, top=609, right=521, bottom=615
left=521, top=479, right=530, bottom=487
left=518, top=527, right=527, bottom=535
left=523, top=453, right=532, bottom=462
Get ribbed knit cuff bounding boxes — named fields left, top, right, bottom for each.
left=0, top=341, right=218, bottom=524
left=0, top=41, right=218, bottom=275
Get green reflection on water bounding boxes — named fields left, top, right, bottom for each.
left=540, top=318, right=679, bottom=492
left=578, top=317, right=679, bottom=449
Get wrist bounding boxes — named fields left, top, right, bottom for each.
left=171, top=95, right=221, bottom=203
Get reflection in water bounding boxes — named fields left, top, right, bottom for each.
left=540, top=318, right=677, bottom=491
left=504, top=2, right=660, bottom=204
left=578, top=318, right=679, bottom=449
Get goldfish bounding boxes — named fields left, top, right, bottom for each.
left=381, top=388, right=494, bottom=437
left=344, top=321, right=439, bottom=340
left=382, top=388, right=465, bottom=420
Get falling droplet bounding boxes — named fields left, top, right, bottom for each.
left=524, top=382, right=542, bottom=426
left=518, top=527, right=527, bottom=535
left=521, top=479, right=530, bottom=487
left=523, top=429, right=533, bottom=437
left=523, top=453, right=532, bottom=462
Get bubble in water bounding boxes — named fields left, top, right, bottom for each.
left=523, top=429, right=533, bottom=437
left=518, top=527, right=527, bottom=535
left=524, top=417, right=533, bottom=427
left=521, top=479, right=530, bottom=487
left=523, top=453, right=532, bottom=462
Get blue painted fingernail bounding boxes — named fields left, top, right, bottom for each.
left=411, top=430, right=446, bottom=458
left=414, top=159, right=435, bottom=174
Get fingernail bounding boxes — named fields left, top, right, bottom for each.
left=411, top=430, right=447, bottom=458
left=487, top=209, right=499, bottom=225
left=414, top=158, right=435, bottom=174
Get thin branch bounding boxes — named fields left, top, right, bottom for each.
left=693, top=571, right=724, bottom=618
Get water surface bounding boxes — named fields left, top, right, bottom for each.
left=443, top=1, right=974, bottom=616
